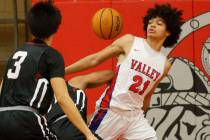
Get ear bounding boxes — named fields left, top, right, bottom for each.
left=166, top=31, right=171, bottom=37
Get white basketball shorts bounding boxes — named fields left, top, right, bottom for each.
left=89, top=108, right=157, bottom=140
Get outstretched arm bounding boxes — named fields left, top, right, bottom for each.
left=65, top=45, right=123, bottom=75
left=65, top=34, right=134, bottom=75
left=68, top=70, right=114, bottom=91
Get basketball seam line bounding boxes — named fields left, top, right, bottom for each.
left=108, top=8, right=114, bottom=39
left=100, top=9, right=106, bottom=39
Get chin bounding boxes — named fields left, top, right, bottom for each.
left=147, top=34, right=158, bottom=39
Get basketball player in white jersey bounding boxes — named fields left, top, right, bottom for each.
left=65, top=3, right=183, bottom=140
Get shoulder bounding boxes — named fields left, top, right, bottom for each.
left=113, top=34, right=135, bottom=46
left=44, top=47, right=64, bottom=62
left=43, top=47, right=65, bottom=77
left=45, top=47, right=62, bottom=57
left=120, top=34, right=134, bottom=40
left=111, top=34, right=135, bottom=54
left=164, top=58, right=172, bottom=75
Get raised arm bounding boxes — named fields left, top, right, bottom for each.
left=65, top=34, right=134, bottom=75
left=68, top=70, right=114, bottom=90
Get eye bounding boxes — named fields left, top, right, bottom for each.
left=148, top=20, right=154, bottom=24
left=157, top=21, right=163, bottom=25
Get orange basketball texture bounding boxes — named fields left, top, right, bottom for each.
left=92, top=8, right=122, bottom=40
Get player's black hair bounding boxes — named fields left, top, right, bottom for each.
left=143, top=3, right=183, bottom=47
left=26, top=1, right=61, bottom=39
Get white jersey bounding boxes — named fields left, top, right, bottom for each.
left=96, top=37, right=166, bottom=111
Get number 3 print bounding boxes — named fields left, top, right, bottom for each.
left=7, top=51, right=27, bottom=79
left=129, top=75, right=150, bottom=95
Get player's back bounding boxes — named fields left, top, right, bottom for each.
left=47, top=84, right=87, bottom=140
left=0, top=40, right=55, bottom=114
left=96, top=37, right=166, bottom=111
left=48, top=84, right=87, bottom=122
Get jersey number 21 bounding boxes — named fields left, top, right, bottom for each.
left=129, top=75, right=150, bottom=95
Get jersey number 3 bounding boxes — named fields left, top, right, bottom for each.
left=7, top=51, right=28, bottom=79
left=129, top=75, right=150, bottom=95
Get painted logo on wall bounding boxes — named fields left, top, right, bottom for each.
left=146, top=12, right=210, bottom=140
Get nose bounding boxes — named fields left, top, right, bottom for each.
left=150, top=22, right=156, bottom=28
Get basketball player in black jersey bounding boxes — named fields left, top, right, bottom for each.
left=0, top=1, right=96, bottom=140
left=47, top=70, right=114, bottom=140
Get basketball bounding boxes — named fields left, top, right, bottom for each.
left=92, top=8, right=122, bottom=40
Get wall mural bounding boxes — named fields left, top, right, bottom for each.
left=146, top=12, right=210, bottom=140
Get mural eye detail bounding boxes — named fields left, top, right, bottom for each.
left=202, top=37, right=210, bottom=76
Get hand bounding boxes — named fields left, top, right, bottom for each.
left=86, top=133, right=98, bottom=140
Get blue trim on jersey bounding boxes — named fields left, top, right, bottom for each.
left=89, top=109, right=108, bottom=132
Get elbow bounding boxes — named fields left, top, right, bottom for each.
left=54, top=91, right=67, bottom=106
left=105, top=70, right=115, bottom=79
left=89, top=54, right=101, bottom=67
left=100, top=70, right=115, bottom=83
left=90, top=59, right=99, bottom=67
left=55, top=94, right=64, bottom=104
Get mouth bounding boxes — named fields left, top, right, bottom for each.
left=148, top=29, right=155, bottom=33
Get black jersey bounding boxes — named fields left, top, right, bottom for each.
left=48, top=84, right=87, bottom=123
left=47, top=84, right=87, bottom=140
left=0, top=39, right=65, bottom=115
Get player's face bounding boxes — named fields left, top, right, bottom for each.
left=147, top=17, right=170, bottom=40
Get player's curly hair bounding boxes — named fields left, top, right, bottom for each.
left=143, top=3, right=183, bottom=47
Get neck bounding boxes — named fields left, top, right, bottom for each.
left=32, top=35, right=53, bottom=46
left=146, top=37, right=165, bottom=52
left=43, top=36, right=53, bottom=46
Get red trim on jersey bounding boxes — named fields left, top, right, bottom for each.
left=100, top=65, right=120, bottom=109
